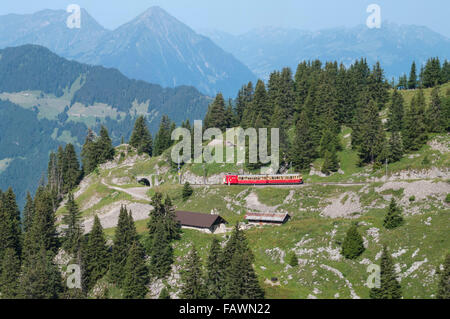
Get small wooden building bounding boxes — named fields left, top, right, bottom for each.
left=175, top=211, right=228, bottom=233
left=245, top=212, right=290, bottom=225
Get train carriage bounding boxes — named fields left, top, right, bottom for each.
left=223, top=174, right=303, bottom=185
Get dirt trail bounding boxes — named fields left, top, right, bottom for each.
left=101, top=179, right=151, bottom=201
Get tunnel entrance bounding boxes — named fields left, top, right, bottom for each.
left=138, top=178, right=150, bottom=186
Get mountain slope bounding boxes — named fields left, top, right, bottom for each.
left=60, top=130, right=450, bottom=298
left=0, top=7, right=256, bottom=97
left=202, top=23, right=450, bottom=80
left=0, top=44, right=210, bottom=207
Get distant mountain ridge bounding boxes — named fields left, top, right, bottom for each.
left=0, top=44, right=210, bottom=207
left=201, top=22, right=450, bottom=80
left=0, top=6, right=256, bottom=97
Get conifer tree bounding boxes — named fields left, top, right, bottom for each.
left=0, top=247, right=20, bottom=298
left=97, top=125, right=115, bottom=164
left=354, top=99, right=386, bottom=164
left=204, top=93, right=227, bottom=131
left=22, top=192, right=34, bottom=233
left=153, top=115, right=173, bottom=156
left=222, top=223, right=264, bottom=299
left=22, top=187, right=58, bottom=259
left=0, top=187, right=22, bottom=260
left=290, top=110, right=315, bottom=171
left=422, top=57, right=442, bottom=88
left=19, top=244, right=62, bottom=299
left=387, top=89, right=405, bottom=132
left=180, top=246, right=206, bottom=299
left=62, top=193, right=83, bottom=255
left=206, top=237, right=224, bottom=299
left=341, top=224, right=365, bottom=259
left=403, top=90, right=428, bottom=151
left=148, top=219, right=173, bottom=279
left=110, top=205, right=137, bottom=286
left=426, top=86, right=444, bottom=133
left=370, top=245, right=402, bottom=299
left=236, top=82, right=254, bottom=124
left=129, top=116, right=153, bottom=156
left=437, top=253, right=450, bottom=299
left=321, top=148, right=339, bottom=175
left=81, top=128, right=98, bottom=174
left=387, top=131, right=404, bottom=163
left=182, top=182, right=193, bottom=200
left=123, top=241, right=149, bottom=299
left=408, top=61, right=417, bottom=89
left=63, top=143, right=81, bottom=192
left=82, top=216, right=109, bottom=292
left=383, top=198, right=403, bottom=229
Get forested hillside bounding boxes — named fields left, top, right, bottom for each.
left=0, top=44, right=210, bottom=207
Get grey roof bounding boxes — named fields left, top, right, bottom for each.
left=245, top=212, right=290, bottom=222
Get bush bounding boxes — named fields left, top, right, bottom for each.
left=288, top=253, right=298, bottom=267
left=445, top=193, right=450, bottom=204
left=409, top=195, right=416, bottom=202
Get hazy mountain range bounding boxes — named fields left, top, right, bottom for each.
left=200, top=22, right=450, bottom=81
left=0, top=7, right=256, bottom=97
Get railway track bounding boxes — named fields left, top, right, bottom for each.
left=191, top=181, right=369, bottom=187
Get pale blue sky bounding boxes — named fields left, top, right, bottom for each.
left=1, top=0, right=449, bottom=37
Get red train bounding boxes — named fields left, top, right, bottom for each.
left=223, top=174, right=303, bottom=185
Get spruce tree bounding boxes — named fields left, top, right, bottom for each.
left=22, top=187, right=58, bottom=259
left=426, top=86, right=444, bottom=133
left=383, top=198, right=404, bottom=229
left=62, top=193, right=83, bottom=255
left=19, top=244, right=62, bottom=299
left=341, top=224, right=365, bottom=259
left=153, top=115, right=173, bottom=156
left=0, top=247, right=20, bottom=298
left=437, top=253, right=450, bottom=299
left=182, top=182, right=193, bottom=200
left=123, top=241, right=149, bottom=299
left=291, top=110, right=315, bottom=171
left=82, top=216, right=109, bottom=292
left=0, top=187, right=22, bottom=260
left=222, top=223, right=264, bottom=299
left=321, top=148, right=339, bottom=175
left=408, top=61, right=417, bottom=89
left=148, top=220, right=173, bottom=278
left=129, top=116, right=153, bottom=156
left=97, top=125, right=115, bottom=164
left=370, top=245, right=402, bottom=299
left=206, top=237, right=224, bottom=299
left=355, top=99, right=386, bottom=164
left=81, top=128, right=98, bottom=175
left=110, top=205, right=137, bottom=286
left=387, top=131, right=404, bottom=163
left=403, top=90, right=428, bottom=151
left=63, top=143, right=81, bottom=192
left=180, top=246, right=206, bottom=299
left=22, top=192, right=34, bottom=233
left=204, top=93, right=228, bottom=131
left=387, top=89, right=405, bottom=132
